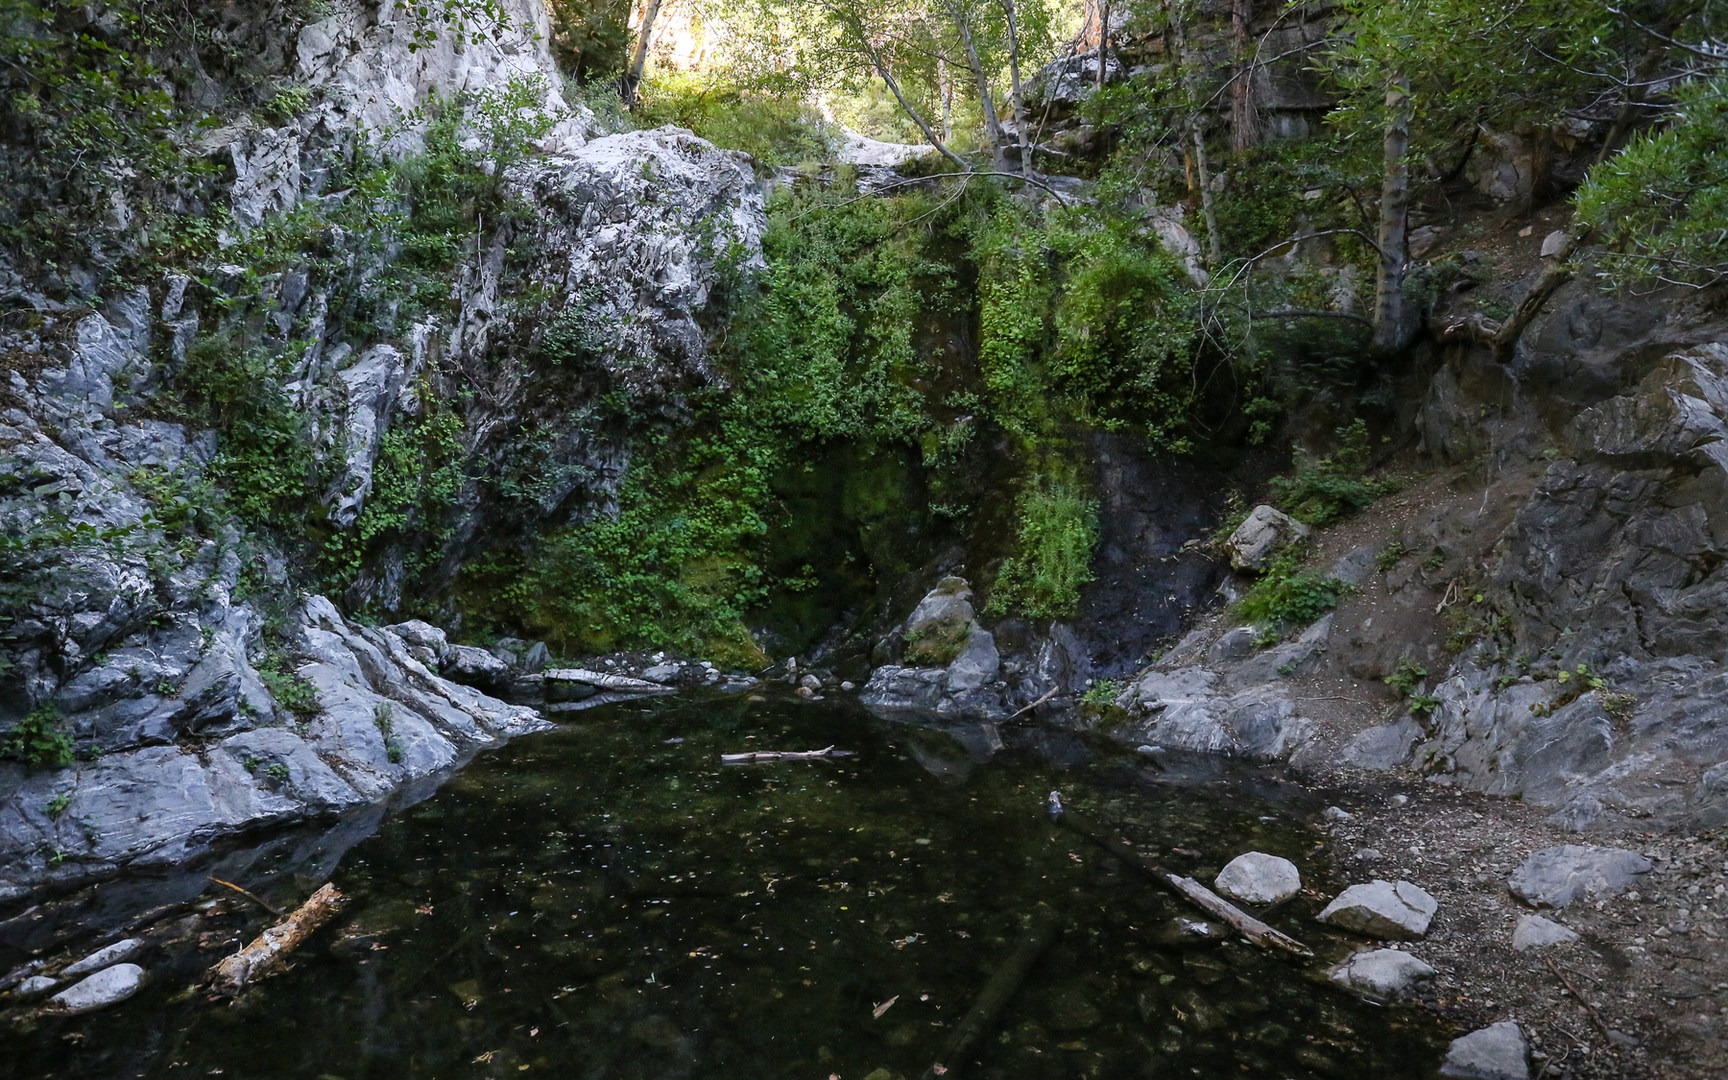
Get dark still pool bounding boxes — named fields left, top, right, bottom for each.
left=5, top=695, right=1449, bottom=1078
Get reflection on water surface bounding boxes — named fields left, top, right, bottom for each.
left=5, top=694, right=1445, bottom=1078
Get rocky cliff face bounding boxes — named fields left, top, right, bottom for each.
left=0, top=0, right=763, bottom=890
left=1109, top=283, right=1728, bottom=832
left=5, top=0, right=1725, bottom=903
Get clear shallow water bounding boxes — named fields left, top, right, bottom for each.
left=7, top=695, right=1446, bottom=1078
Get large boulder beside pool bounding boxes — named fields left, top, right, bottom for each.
left=1317, top=879, right=1438, bottom=939
left=1214, top=851, right=1302, bottom=905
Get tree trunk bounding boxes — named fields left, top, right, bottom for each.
left=1371, top=73, right=1413, bottom=355
left=1597, top=2, right=1703, bottom=163
left=623, top=0, right=664, bottom=107
left=1049, top=799, right=1312, bottom=957
left=1097, top=0, right=1111, bottom=90
left=1191, top=124, right=1222, bottom=268
left=1163, top=0, right=1219, bottom=268
left=818, top=1, right=969, bottom=170
left=1438, top=227, right=1593, bottom=359
left=1001, top=0, right=1032, bottom=177
left=921, top=907, right=1060, bottom=1079
left=1230, top=0, right=1258, bottom=150
left=938, top=56, right=954, bottom=142
left=949, top=0, right=1007, bottom=172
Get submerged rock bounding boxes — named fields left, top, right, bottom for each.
left=49, top=964, right=145, bottom=1014
left=62, top=938, right=144, bottom=978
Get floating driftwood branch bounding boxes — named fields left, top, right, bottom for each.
left=208, top=882, right=345, bottom=997
left=720, top=745, right=851, bottom=764
left=1006, top=685, right=1060, bottom=721
left=208, top=876, right=286, bottom=918
left=1046, top=791, right=1313, bottom=958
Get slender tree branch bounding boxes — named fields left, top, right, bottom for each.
left=1252, top=309, right=1375, bottom=328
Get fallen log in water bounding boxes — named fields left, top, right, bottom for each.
left=922, top=905, right=1060, bottom=1080
left=719, top=745, right=852, bottom=764
left=208, top=882, right=345, bottom=997
left=542, top=668, right=675, bottom=694
left=1047, top=791, right=1313, bottom=959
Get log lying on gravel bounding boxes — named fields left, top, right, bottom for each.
left=1047, top=792, right=1313, bottom=958
left=208, top=883, right=345, bottom=997
left=720, top=745, right=853, bottom=764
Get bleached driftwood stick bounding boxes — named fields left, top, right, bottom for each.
left=208, top=875, right=285, bottom=917
left=720, top=745, right=850, bottom=764
left=208, top=882, right=345, bottom=997
left=1047, top=792, right=1312, bottom=958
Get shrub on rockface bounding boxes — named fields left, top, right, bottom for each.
left=635, top=72, right=837, bottom=167
left=987, top=476, right=1099, bottom=621
left=1238, top=550, right=1348, bottom=641
left=471, top=179, right=1229, bottom=652
left=1, top=708, right=73, bottom=770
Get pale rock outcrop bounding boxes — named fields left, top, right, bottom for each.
left=1214, top=852, right=1302, bottom=905
left=1317, top=880, right=1439, bottom=940
left=1511, top=914, right=1580, bottom=951
left=1508, top=845, right=1652, bottom=910
left=1329, top=948, right=1436, bottom=1000
left=1226, top=505, right=1311, bottom=572
left=1441, top=1021, right=1531, bottom=1080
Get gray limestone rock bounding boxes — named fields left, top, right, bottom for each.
left=1344, top=717, right=1422, bottom=770
left=1440, top=1021, right=1531, bottom=1080
left=901, top=577, right=976, bottom=662
left=1327, top=546, right=1378, bottom=588
left=328, top=345, right=409, bottom=529
left=62, top=938, right=144, bottom=978
left=16, top=975, right=58, bottom=998
left=438, top=644, right=512, bottom=694
left=0, top=0, right=776, bottom=897
left=1511, top=914, right=1580, bottom=951
left=1329, top=948, right=1436, bottom=1000
left=49, top=963, right=145, bottom=1014
left=1225, top=505, right=1311, bottom=572
left=859, top=666, right=947, bottom=712
left=1121, top=667, right=1314, bottom=762
left=542, top=668, right=672, bottom=696
left=1508, top=844, right=1652, bottom=909
left=1211, top=626, right=1260, bottom=661
left=0, top=595, right=547, bottom=885
left=945, top=628, right=1000, bottom=692
left=1214, top=852, right=1302, bottom=906
left=1317, top=880, right=1438, bottom=940
left=386, top=620, right=448, bottom=652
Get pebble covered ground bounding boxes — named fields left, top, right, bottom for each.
left=1304, top=767, right=1727, bottom=1079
